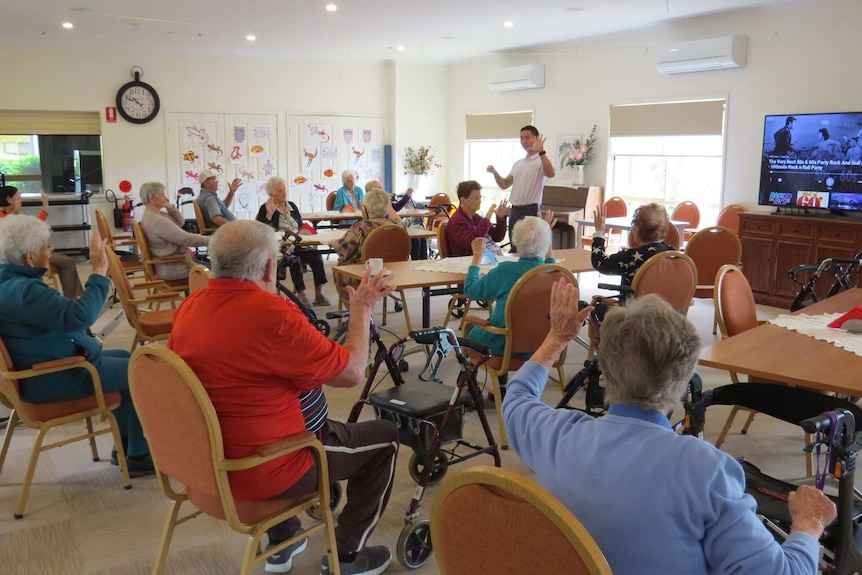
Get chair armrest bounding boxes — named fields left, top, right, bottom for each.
left=30, top=356, right=88, bottom=371
left=130, top=280, right=172, bottom=291
left=462, top=315, right=491, bottom=328
left=5, top=357, right=112, bottom=417
left=220, top=431, right=320, bottom=471
left=146, top=255, right=188, bottom=264
left=129, top=292, right=183, bottom=306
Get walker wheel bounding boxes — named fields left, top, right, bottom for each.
left=306, top=481, right=342, bottom=519
left=408, top=451, right=448, bottom=485
left=314, top=319, right=331, bottom=337
left=394, top=302, right=404, bottom=312
left=398, top=359, right=409, bottom=372
left=397, top=519, right=432, bottom=569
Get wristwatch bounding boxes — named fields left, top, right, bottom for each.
left=538, top=150, right=547, bottom=156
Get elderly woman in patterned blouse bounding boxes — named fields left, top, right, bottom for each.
left=331, top=187, right=393, bottom=266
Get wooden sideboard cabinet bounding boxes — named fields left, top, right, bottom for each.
left=739, top=212, right=862, bottom=308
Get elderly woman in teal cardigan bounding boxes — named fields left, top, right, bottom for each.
left=463, top=215, right=555, bottom=397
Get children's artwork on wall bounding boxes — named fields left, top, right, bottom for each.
left=370, top=147, right=382, bottom=166
left=182, top=169, right=200, bottom=188
left=238, top=166, right=257, bottom=181
left=321, top=166, right=338, bottom=185
left=291, top=172, right=312, bottom=198
left=362, top=128, right=373, bottom=144
left=205, top=161, right=223, bottom=175
left=342, top=126, right=355, bottom=145
left=234, top=185, right=257, bottom=214
left=230, top=125, right=247, bottom=165
left=321, top=145, right=338, bottom=160
left=301, top=145, right=320, bottom=171
left=350, top=145, right=366, bottom=168
left=183, top=123, right=213, bottom=146
left=205, top=143, right=224, bottom=159
left=250, top=142, right=266, bottom=157
left=233, top=125, right=246, bottom=143
left=312, top=182, right=330, bottom=197
left=261, top=158, right=276, bottom=179
left=181, top=150, right=199, bottom=164
left=253, top=125, right=271, bottom=139
left=306, top=123, right=332, bottom=145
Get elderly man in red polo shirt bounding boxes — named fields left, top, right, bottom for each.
left=168, top=219, right=398, bottom=575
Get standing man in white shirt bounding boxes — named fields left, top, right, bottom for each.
left=487, top=125, right=555, bottom=252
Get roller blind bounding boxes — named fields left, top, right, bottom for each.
left=0, top=110, right=101, bottom=135
left=609, top=100, right=724, bottom=137
left=466, top=111, right=534, bottom=140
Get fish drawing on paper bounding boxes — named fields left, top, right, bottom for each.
left=251, top=145, right=264, bottom=155
left=293, top=175, right=308, bottom=185
left=323, top=168, right=337, bottom=178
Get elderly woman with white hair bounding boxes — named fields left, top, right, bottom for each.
left=332, top=187, right=395, bottom=267
left=333, top=170, right=364, bottom=225
left=256, top=176, right=330, bottom=307
left=504, top=290, right=836, bottom=575
left=139, top=181, right=209, bottom=281
left=463, top=216, right=556, bottom=385
left=0, top=215, right=153, bottom=475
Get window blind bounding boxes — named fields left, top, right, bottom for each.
left=609, top=100, right=725, bottom=137
left=0, top=110, right=101, bottom=135
left=466, top=111, right=534, bottom=140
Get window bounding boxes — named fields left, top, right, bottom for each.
left=608, top=100, right=726, bottom=226
left=610, top=135, right=724, bottom=224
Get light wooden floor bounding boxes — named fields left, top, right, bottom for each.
left=0, top=256, right=829, bottom=574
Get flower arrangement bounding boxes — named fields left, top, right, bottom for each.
left=560, top=124, right=598, bottom=167
left=404, top=145, right=441, bottom=176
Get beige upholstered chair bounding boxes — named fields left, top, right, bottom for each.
left=685, top=226, right=742, bottom=333
left=431, top=465, right=612, bottom=575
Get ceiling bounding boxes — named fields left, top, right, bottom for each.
left=0, top=0, right=802, bottom=64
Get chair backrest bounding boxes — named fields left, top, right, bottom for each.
left=325, top=191, right=337, bottom=212
left=360, top=224, right=411, bottom=263
left=714, top=264, right=758, bottom=338
left=716, top=203, right=746, bottom=235
left=133, top=219, right=190, bottom=284
left=437, top=220, right=451, bottom=259
left=671, top=201, right=701, bottom=229
left=431, top=465, right=612, bottom=575
left=604, top=196, right=627, bottom=219
left=193, top=200, right=217, bottom=234
left=631, top=250, right=697, bottom=314
left=429, top=192, right=453, bottom=208
left=129, top=344, right=228, bottom=511
left=189, top=264, right=212, bottom=293
left=684, top=226, right=742, bottom=289
left=94, top=208, right=115, bottom=245
left=663, top=222, right=680, bottom=250
left=505, top=264, right=577, bottom=356
left=104, top=246, right=143, bottom=326
left=0, top=335, right=25, bottom=414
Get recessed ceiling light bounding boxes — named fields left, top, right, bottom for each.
left=397, top=46, right=406, bottom=52
left=62, top=22, right=74, bottom=29
left=246, top=34, right=256, bottom=41
left=326, top=3, right=337, bottom=12
left=503, top=21, right=514, bottom=28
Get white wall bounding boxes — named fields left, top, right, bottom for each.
left=446, top=0, right=862, bottom=211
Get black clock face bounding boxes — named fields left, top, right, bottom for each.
left=116, top=81, right=160, bottom=124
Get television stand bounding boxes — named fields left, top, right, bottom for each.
left=739, top=212, right=862, bottom=308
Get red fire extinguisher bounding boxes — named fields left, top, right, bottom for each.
left=121, top=197, right=133, bottom=232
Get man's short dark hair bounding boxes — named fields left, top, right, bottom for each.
left=786, top=116, right=797, bottom=126
left=456, top=180, right=481, bottom=200
left=520, top=125, right=539, bottom=136
left=0, top=186, right=18, bottom=208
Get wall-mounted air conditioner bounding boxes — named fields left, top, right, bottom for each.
left=656, top=35, right=748, bottom=75
left=488, top=63, right=545, bottom=92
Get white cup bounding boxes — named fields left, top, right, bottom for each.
left=366, top=257, right=384, bottom=276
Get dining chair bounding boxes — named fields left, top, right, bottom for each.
left=133, top=220, right=193, bottom=293
left=188, top=264, right=212, bottom=293
left=716, top=203, right=746, bottom=235
left=670, top=201, right=701, bottom=243
left=361, top=224, right=414, bottom=331
left=427, top=193, right=454, bottom=231
left=582, top=196, right=627, bottom=248
left=129, top=344, right=339, bottom=575
left=105, top=248, right=182, bottom=351
left=685, top=226, right=743, bottom=333
left=630, top=250, right=697, bottom=315
left=94, top=208, right=145, bottom=277
left=462, top=264, right=576, bottom=448
left=193, top=200, right=218, bottom=235
left=431, top=465, right=612, bottom=575
left=0, top=335, right=131, bottom=518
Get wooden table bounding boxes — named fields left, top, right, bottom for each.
left=333, top=248, right=594, bottom=328
left=575, top=217, right=689, bottom=249
left=699, top=288, right=862, bottom=396
left=298, top=227, right=435, bottom=247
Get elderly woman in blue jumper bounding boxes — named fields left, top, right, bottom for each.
left=333, top=170, right=364, bottom=225
left=0, top=216, right=154, bottom=475
left=463, top=215, right=555, bottom=397
left=503, top=287, right=836, bottom=575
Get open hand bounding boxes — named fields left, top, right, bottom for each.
left=494, top=199, right=510, bottom=220
left=541, top=209, right=558, bottom=229
left=88, top=230, right=109, bottom=276
left=549, top=280, right=592, bottom=342
left=346, top=267, right=396, bottom=311
left=40, top=188, right=49, bottom=211
left=593, top=203, right=607, bottom=234
left=228, top=178, right=242, bottom=193
left=533, top=135, right=547, bottom=155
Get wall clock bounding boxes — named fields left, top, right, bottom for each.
left=116, top=66, right=160, bottom=124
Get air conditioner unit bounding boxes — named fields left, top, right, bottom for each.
left=656, top=35, right=747, bottom=75
left=488, top=63, right=545, bottom=92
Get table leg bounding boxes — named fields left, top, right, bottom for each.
left=576, top=222, right=586, bottom=249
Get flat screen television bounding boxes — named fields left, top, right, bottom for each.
left=759, top=111, right=862, bottom=212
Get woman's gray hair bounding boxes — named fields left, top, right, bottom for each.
left=139, top=181, right=166, bottom=205
left=365, top=179, right=383, bottom=192
left=341, top=170, right=357, bottom=186
left=362, top=188, right=390, bottom=218
left=511, top=216, right=551, bottom=259
left=209, top=220, right=279, bottom=282
left=0, top=214, right=51, bottom=265
left=599, top=294, right=700, bottom=413
left=265, top=176, right=286, bottom=197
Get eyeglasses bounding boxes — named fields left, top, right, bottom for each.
left=44, top=244, right=54, bottom=255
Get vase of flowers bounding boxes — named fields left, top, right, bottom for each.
left=560, top=125, right=597, bottom=186
left=404, top=145, right=441, bottom=199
